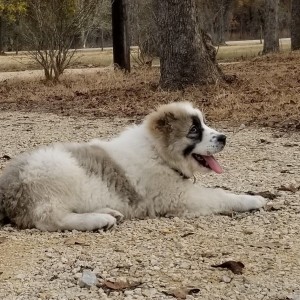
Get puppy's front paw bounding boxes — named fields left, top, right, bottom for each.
left=242, top=195, right=267, bottom=210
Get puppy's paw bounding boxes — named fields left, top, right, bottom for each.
left=241, top=195, right=267, bottom=210
left=108, top=210, right=124, bottom=224
left=96, top=208, right=124, bottom=224
left=102, top=214, right=117, bottom=231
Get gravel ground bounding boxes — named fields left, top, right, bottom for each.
left=0, top=111, right=300, bottom=300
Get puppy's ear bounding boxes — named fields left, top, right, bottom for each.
left=146, top=110, right=176, bottom=137
left=156, top=112, right=176, bottom=133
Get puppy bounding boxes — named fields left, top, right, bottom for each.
left=0, top=102, right=266, bottom=231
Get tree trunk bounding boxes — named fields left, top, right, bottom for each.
left=0, top=16, right=4, bottom=54
left=291, top=0, right=300, bottom=50
left=263, top=0, right=279, bottom=54
left=155, top=0, right=225, bottom=90
left=218, top=0, right=234, bottom=45
left=100, top=27, right=104, bottom=51
left=111, top=0, right=130, bottom=72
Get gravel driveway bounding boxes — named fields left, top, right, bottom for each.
left=0, top=111, right=299, bottom=300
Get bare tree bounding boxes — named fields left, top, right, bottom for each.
left=128, top=0, right=158, bottom=67
left=24, top=0, right=97, bottom=82
left=155, top=0, right=228, bottom=90
left=262, top=0, right=279, bottom=54
left=195, top=0, right=234, bottom=45
left=78, top=0, right=111, bottom=49
left=291, top=0, right=300, bottom=50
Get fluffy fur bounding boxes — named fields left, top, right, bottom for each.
left=0, top=102, right=266, bottom=231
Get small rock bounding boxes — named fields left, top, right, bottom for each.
left=238, top=124, right=246, bottom=131
left=221, top=275, right=232, bottom=283
left=78, top=269, right=98, bottom=288
left=142, top=288, right=156, bottom=297
left=16, top=273, right=26, bottom=280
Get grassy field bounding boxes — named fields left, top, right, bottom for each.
left=0, top=39, right=291, bottom=72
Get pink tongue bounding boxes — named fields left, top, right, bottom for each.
left=202, top=155, right=223, bottom=174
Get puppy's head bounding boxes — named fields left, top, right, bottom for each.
left=145, top=102, right=226, bottom=178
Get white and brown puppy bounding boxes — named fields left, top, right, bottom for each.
left=0, top=102, right=266, bottom=231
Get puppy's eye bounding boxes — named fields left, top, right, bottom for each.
left=189, top=125, right=198, bottom=134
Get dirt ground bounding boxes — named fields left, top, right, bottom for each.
left=0, top=53, right=300, bottom=299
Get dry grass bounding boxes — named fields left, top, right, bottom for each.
left=217, top=39, right=290, bottom=61
left=0, top=39, right=291, bottom=72
left=0, top=51, right=299, bottom=129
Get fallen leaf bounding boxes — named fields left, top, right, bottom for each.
left=250, top=242, right=281, bottom=249
left=278, top=184, right=299, bottom=193
left=283, top=142, right=298, bottom=147
left=162, top=288, right=200, bottom=299
left=259, top=139, right=271, bottom=144
left=188, top=288, right=201, bottom=295
left=181, top=232, right=195, bottom=238
left=280, top=170, right=294, bottom=174
left=1, top=155, right=11, bottom=160
left=64, top=238, right=89, bottom=246
left=102, top=280, right=141, bottom=291
left=0, top=237, right=7, bottom=244
left=246, top=190, right=278, bottom=200
left=212, top=261, right=245, bottom=275
left=253, top=158, right=276, bottom=163
left=272, top=133, right=284, bottom=138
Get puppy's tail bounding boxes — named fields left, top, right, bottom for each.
left=0, top=187, right=6, bottom=224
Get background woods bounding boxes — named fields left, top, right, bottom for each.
left=0, top=0, right=293, bottom=52
left=0, top=0, right=298, bottom=84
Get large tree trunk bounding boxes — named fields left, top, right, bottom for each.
left=262, top=0, right=279, bottom=54
left=111, top=0, right=130, bottom=72
left=155, top=0, right=225, bottom=90
left=291, top=0, right=300, bottom=50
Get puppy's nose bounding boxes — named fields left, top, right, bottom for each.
left=216, top=134, right=226, bottom=145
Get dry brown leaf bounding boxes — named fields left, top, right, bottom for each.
left=283, top=142, right=298, bottom=147
left=278, top=184, right=299, bottom=193
left=280, top=170, right=294, bottom=174
left=102, top=280, right=141, bottom=291
left=163, top=288, right=200, bottom=299
left=0, top=155, right=11, bottom=160
left=0, top=237, right=7, bottom=244
left=212, top=261, right=245, bottom=275
left=181, top=232, right=195, bottom=238
left=250, top=242, right=281, bottom=249
left=64, top=238, right=89, bottom=246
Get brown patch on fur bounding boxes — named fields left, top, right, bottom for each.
left=66, top=144, right=143, bottom=206
left=146, top=103, right=193, bottom=145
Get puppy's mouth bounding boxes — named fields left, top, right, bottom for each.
left=192, top=154, right=223, bottom=174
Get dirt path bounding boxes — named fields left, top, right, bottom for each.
left=0, top=111, right=300, bottom=300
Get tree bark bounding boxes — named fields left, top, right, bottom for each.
left=291, top=0, right=300, bottom=50
left=262, top=0, right=279, bottom=54
left=155, top=0, right=225, bottom=90
left=111, top=0, right=130, bottom=72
